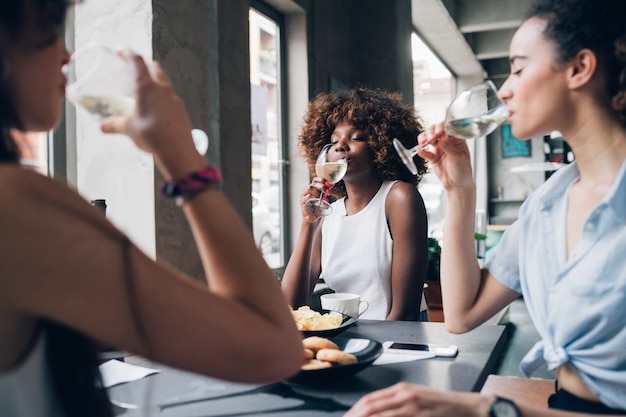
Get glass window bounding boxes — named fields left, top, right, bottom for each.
left=249, top=6, right=286, bottom=269
left=412, top=32, right=453, bottom=240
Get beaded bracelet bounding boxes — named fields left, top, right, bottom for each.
left=160, top=166, right=223, bottom=206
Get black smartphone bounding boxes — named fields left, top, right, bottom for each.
left=383, top=341, right=459, bottom=357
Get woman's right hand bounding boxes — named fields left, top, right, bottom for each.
left=299, top=177, right=329, bottom=223
left=100, top=50, right=205, bottom=180
left=416, top=122, right=474, bottom=193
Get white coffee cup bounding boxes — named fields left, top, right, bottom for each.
left=320, top=293, right=369, bottom=318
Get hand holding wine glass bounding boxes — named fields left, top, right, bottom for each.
left=394, top=80, right=507, bottom=174
left=304, top=144, right=347, bottom=217
left=64, top=43, right=209, bottom=155
left=415, top=122, right=475, bottom=193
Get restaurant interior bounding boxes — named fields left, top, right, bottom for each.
left=18, top=0, right=564, bottom=410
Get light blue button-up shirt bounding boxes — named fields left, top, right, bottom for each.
left=485, top=161, right=626, bottom=409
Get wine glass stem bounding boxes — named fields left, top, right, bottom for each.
left=317, top=186, right=326, bottom=206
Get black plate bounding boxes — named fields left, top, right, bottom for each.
left=300, top=310, right=358, bottom=338
left=287, top=337, right=383, bottom=385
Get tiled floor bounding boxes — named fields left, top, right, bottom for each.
left=492, top=297, right=556, bottom=380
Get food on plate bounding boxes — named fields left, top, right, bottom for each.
left=316, top=348, right=357, bottom=365
left=291, top=306, right=343, bottom=331
left=302, top=336, right=339, bottom=352
left=299, top=336, right=357, bottom=370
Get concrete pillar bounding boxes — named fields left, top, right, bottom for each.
left=152, top=0, right=252, bottom=280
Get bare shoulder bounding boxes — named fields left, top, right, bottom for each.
left=0, top=165, right=124, bottom=296
left=0, top=165, right=111, bottom=227
left=1, top=165, right=86, bottom=205
left=386, top=180, right=425, bottom=209
left=385, top=181, right=427, bottom=232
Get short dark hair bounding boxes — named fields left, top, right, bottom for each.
left=298, top=87, right=427, bottom=198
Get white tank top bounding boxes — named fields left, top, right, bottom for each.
left=0, top=332, right=63, bottom=417
left=321, top=181, right=396, bottom=320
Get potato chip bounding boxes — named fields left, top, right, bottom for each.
left=291, top=306, right=343, bottom=331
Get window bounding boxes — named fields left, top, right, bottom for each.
left=250, top=5, right=286, bottom=269
left=412, top=32, right=453, bottom=239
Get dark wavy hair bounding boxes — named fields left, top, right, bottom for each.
left=526, top=0, right=626, bottom=123
left=0, top=1, right=111, bottom=417
left=298, top=87, right=427, bottom=198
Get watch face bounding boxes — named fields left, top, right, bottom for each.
left=491, top=398, right=520, bottom=417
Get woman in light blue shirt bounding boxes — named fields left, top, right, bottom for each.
left=347, top=0, right=626, bottom=416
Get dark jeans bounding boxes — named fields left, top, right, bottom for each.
left=548, top=389, right=626, bottom=414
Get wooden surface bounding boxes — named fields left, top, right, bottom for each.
left=480, top=374, right=555, bottom=408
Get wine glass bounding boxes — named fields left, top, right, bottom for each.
left=393, top=80, right=507, bottom=174
left=64, top=43, right=210, bottom=155
left=304, top=144, right=347, bottom=216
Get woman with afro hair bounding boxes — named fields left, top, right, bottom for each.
left=282, top=87, right=429, bottom=321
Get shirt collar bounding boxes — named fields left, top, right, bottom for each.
left=534, top=160, right=626, bottom=223
left=534, top=162, right=580, bottom=210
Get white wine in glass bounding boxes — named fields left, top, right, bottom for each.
left=316, top=161, right=348, bottom=185
left=394, top=80, right=507, bottom=174
left=65, top=43, right=210, bottom=155
left=305, top=144, right=347, bottom=216
left=75, top=95, right=136, bottom=119
left=444, top=80, right=508, bottom=139
left=65, top=44, right=136, bottom=120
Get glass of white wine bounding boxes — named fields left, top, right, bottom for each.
left=305, top=143, right=347, bottom=216
left=393, top=80, right=507, bottom=174
left=64, top=43, right=209, bottom=155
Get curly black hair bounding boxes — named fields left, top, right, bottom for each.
left=526, top=0, right=626, bottom=123
left=298, top=87, right=427, bottom=198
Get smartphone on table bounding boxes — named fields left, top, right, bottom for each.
left=382, top=341, right=459, bottom=357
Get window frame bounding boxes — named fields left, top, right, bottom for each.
left=250, top=0, right=290, bottom=275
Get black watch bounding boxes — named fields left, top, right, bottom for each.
left=489, top=396, right=520, bottom=417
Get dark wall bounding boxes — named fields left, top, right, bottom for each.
left=310, top=0, right=414, bottom=102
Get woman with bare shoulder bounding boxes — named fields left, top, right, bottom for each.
left=0, top=1, right=303, bottom=416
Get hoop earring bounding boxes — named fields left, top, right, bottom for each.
left=1, top=55, right=10, bottom=81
